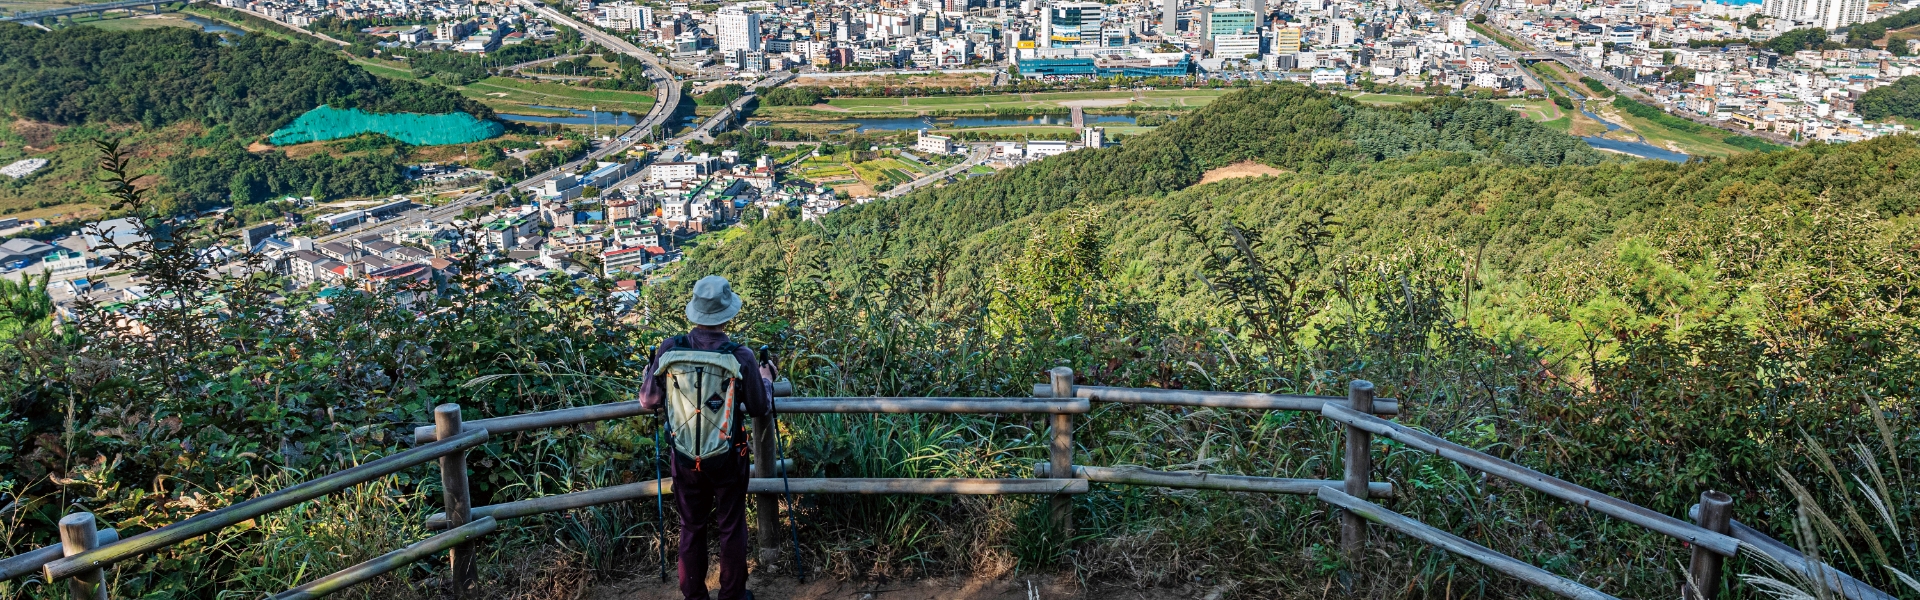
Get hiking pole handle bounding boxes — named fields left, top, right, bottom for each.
left=755, top=345, right=780, bottom=380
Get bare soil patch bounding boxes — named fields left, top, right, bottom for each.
left=10, top=119, right=65, bottom=149
left=1196, top=161, right=1285, bottom=185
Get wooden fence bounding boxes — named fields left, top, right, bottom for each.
left=1, top=368, right=1900, bottom=600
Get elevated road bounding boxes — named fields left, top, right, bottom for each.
left=688, top=73, right=794, bottom=142
left=318, top=5, right=684, bottom=242
left=883, top=145, right=990, bottom=199
left=3, top=0, right=181, bottom=22
left=516, top=0, right=679, bottom=144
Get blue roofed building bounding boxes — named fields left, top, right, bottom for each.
left=1018, top=51, right=1192, bottom=79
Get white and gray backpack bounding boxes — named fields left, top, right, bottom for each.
left=654, top=336, right=744, bottom=465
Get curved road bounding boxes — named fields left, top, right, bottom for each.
left=320, top=2, right=684, bottom=242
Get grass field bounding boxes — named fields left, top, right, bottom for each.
left=463, top=77, right=656, bottom=114
left=61, top=12, right=201, bottom=31
left=818, top=89, right=1232, bottom=114
left=343, top=56, right=657, bottom=116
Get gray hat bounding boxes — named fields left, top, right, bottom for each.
left=685, top=275, right=743, bottom=326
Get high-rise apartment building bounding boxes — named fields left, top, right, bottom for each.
left=1764, top=0, right=1864, bottom=28
left=717, top=7, right=762, bottom=53
left=1163, top=0, right=1177, bottom=34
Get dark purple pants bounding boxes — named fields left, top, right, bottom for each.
left=671, top=449, right=750, bottom=600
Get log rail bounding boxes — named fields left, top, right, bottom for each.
left=2, top=371, right=1897, bottom=600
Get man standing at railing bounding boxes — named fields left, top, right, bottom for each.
left=639, top=275, right=774, bottom=600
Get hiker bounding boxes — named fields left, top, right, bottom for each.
left=639, top=275, right=774, bottom=600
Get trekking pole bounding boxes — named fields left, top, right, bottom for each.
left=654, top=421, right=668, bottom=583
left=759, top=346, right=806, bottom=582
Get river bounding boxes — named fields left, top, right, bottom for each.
left=1544, top=80, right=1688, bottom=163
left=172, top=14, right=246, bottom=36
left=499, top=105, right=642, bottom=126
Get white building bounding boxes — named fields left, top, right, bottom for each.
left=1026, top=140, right=1071, bottom=157
left=1764, top=0, right=1864, bottom=28
left=651, top=162, right=701, bottom=183
left=1081, top=126, right=1105, bottom=149
left=717, top=7, right=762, bottom=53
left=1214, top=33, right=1262, bottom=59
left=1447, top=16, right=1469, bottom=42
left=1310, top=67, right=1349, bottom=85
left=916, top=130, right=956, bottom=154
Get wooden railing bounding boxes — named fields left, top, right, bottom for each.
left=1, top=369, right=1899, bottom=600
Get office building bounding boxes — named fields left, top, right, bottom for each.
left=1215, top=32, right=1262, bottom=58
left=717, top=7, right=762, bottom=52
left=1206, top=9, right=1257, bottom=39
left=1272, top=25, right=1302, bottom=54
left=1043, top=1, right=1104, bottom=47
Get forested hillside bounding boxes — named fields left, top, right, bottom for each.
left=0, top=23, right=490, bottom=136
left=692, top=85, right=1599, bottom=278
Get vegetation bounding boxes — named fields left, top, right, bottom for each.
left=165, top=143, right=410, bottom=208
left=2, top=84, right=1918, bottom=600
left=586, top=53, right=656, bottom=91
left=696, top=83, right=748, bottom=107
left=1611, top=95, right=1708, bottom=133
left=675, top=85, right=1920, bottom=596
left=759, top=86, right=823, bottom=106
left=0, top=23, right=490, bottom=137
left=1580, top=76, right=1611, bottom=96
left=1856, top=75, right=1920, bottom=121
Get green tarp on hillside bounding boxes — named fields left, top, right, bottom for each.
left=268, top=106, right=504, bottom=146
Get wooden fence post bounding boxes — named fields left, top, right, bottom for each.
left=1687, top=490, right=1733, bottom=600
left=1047, top=367, right=1076, bottom=540
left=1341, top=380, right=1376, bottom=557
left=434, top=404, right=476, bottom=597
left=58, top=512, right=106, bottom=600
left=753, top=413, right=782, bottom=564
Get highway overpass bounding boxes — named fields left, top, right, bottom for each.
left=3, top=0, right=186, bottom=22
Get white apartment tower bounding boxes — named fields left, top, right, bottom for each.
left=1764, top=0, right=1865, bottom=28
left=1163, top=0, right=1177, bottom=34
left=717, top=7, right=762, bottom=53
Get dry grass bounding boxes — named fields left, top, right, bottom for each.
left=1196, top=161, right=1285, bottom=186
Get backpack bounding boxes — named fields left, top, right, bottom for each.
left=654, top=335, right=745, bottom=464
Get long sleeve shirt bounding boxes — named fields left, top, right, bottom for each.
left=638, top=329, right=773, bottom=425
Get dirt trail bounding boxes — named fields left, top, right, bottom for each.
left=581, top=573, right=1206, bottom=600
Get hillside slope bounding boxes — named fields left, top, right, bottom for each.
left=0, top=23, right=490, bottom=137
left=681, top=85, right=1602, bottom=288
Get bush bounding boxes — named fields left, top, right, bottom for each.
left=697, top=83, right=747, bottom=106
left=1612, top=95, right=1707, bottom=133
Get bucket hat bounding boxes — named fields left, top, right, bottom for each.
left=686, top=275, right=743, bottom=326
